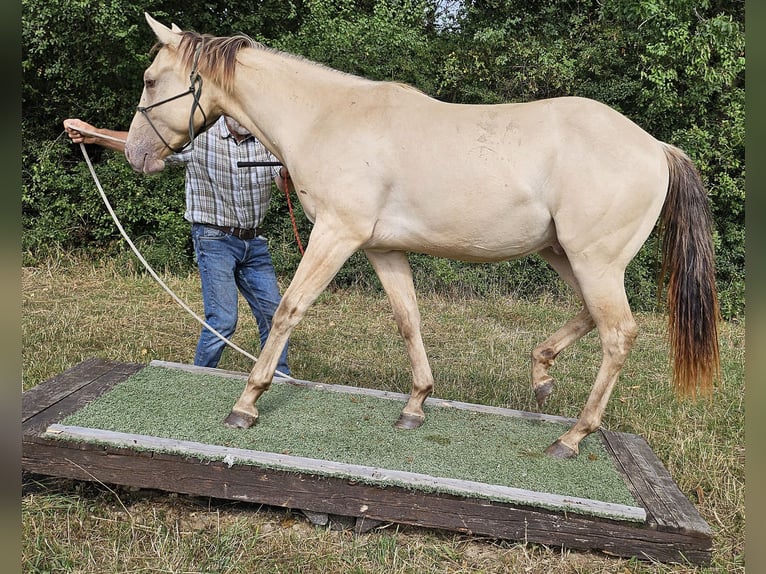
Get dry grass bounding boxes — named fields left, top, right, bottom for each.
left=22, top=255, right=745, bottom=573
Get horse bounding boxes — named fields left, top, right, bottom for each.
left=125, top=13, right=720, bottom=459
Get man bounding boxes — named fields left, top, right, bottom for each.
left=64, top=115, right=291, bottom=375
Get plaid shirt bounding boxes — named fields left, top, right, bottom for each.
left=167, top=116, right=279, bottom=229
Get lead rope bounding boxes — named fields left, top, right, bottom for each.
left=76, top=136, right=291, bottom=378
left=281, top=170, right=304, bottom=255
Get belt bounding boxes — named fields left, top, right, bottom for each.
left=205, top=224, right=262, bottom=240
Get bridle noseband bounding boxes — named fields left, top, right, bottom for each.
left=136, top=43, right=209, bottom=154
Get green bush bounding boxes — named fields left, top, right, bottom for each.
left=23, top=144, right=191, bottom=272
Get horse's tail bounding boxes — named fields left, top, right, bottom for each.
left=658, top=143, right=721, bottom=397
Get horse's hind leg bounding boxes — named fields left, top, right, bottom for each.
left=531, top=309, right=595, bottom=406
left=365, top=249, right=433, bottom=429
left=532, top=248, right=596, bottom=407
left=545, top=267, right=637, bottom=459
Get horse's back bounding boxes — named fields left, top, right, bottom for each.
left=363, top=92, right=665, bottom=198
left=365, top=95, right=666, bottom=257
left=302, top=86, right=669, bottom=264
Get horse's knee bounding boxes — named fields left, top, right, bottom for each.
left=391, top=308, right=420, bottom=340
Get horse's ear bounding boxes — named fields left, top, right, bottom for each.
left=171, top=23, right=183, bottom=33
left=144, top=12, right=180, bottom=47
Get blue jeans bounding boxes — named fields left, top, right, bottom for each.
left=191, top=223, right=289, bottom=375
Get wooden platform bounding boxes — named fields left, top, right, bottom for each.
left=22, top=358, right=713, bottom=564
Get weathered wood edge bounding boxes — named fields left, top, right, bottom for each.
left=23, top=357, right=116, bottom=422
left=601, top=429, right=712, bottom=540
left=21, top=435, right=712, bottom=565
left=43, top=423, right=647, bottom=523
left=22, top=358, right=143, bottom=433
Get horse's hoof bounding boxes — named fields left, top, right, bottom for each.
left=394, top=412, right=425, bottom=430
left=534, top=378, right=555, bottom=408
left=545, top=439, right=577, bottom=459
left=224, top=410, right=258, bottom=429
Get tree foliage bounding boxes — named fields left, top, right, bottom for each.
left=22, top=0, right=745, bottom=316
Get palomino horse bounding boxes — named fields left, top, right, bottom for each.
left=125, top=14, right=720, bottom=458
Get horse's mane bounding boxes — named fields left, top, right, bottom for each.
left=160, top=29, right=418, bottom=94
left=162, top=31, right=260, bottom=93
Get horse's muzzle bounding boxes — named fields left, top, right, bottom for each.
left=125, top=145, right=166, bottom=174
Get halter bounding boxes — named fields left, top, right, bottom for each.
left=136, top=43, right=208, bottom=154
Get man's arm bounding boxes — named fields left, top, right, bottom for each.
left=63, top=119, right=127, bottom=153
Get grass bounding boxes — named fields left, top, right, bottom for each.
left=22, top=255, right=746, bottom=573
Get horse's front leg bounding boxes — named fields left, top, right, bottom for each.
left=224, top=228, right=359, bottom=428
left=365, top=249, right=433, bottom=429
left=222, top=313, right=291, bottom=428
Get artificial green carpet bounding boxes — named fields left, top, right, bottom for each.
left=59, top=365, right=638, bottom=514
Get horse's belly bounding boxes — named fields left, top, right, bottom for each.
left=421, top=229, right=554, bottom=262
left=372, top=210, right=555, bottom=262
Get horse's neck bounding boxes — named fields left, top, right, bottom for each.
left=229, top=48, right=368, bottom=161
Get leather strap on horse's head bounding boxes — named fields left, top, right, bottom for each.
left=136, top=42, right=211, bottom=154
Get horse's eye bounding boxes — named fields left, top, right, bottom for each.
left=145, top=78, right=156, bottom=89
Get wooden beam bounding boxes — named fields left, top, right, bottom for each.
left=43, top=423, right=647, bottom=523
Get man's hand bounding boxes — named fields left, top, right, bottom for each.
left=63, top=119, right=98, bottom=144
left=62, top=119, right=128, bottom=152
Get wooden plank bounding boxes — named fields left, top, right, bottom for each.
left=23, top=357, right=111, bottom=421
left=601, top=429, right=712, bottom=539
left=21, top=434, right=710, bottom=564
left=44, top=423, right=646, bottom=523
left=22, top=358, right=142, bottom=435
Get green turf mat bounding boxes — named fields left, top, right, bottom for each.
left=58, top=366, right=638, bottom=515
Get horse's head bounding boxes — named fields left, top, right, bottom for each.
left=125, top=14, right=220, bottom=173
